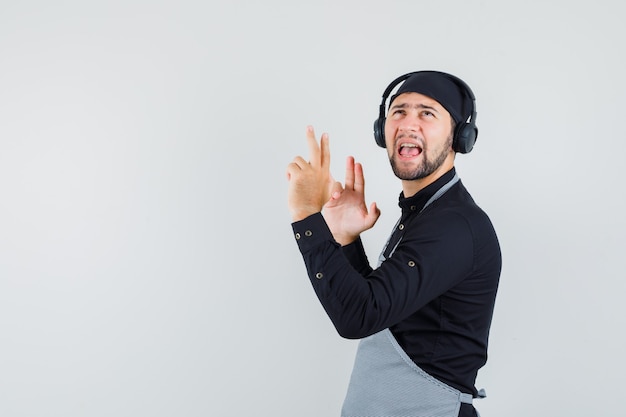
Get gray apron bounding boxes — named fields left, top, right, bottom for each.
left=341, top=328, right=474, bottom=417
left=341, top=174, right=482, bottom=417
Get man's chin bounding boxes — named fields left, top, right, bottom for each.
left=390, top=159, right=425, bottom=181
left=391, top=167, right=429, bottom=181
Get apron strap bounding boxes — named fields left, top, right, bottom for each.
left=459, top=393, right=473, bottom=404
left=377, top=174, right=460, bottom=267
left=460, top=388, right=486, bottom=404
left=421, top=173, right=459, bottom=214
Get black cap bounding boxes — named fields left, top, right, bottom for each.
left=389, top=71, right=472, bottom=124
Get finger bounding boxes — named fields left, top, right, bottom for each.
left=291, top=156, right=308, bottom=169
left=370, top=202, right=381, bottom=219
left=330, top=181, right=343, bottom=196
left=320, top=132, right=330, bottom=169
left=344, top=156, right=355, bottom=190
left=306, top=125, right=321, bottom=167
left=368, top=202, right=381, bottom=224
left=353, top=161, right=365, bottom=193
left=286, top=162, right=302, bottom=178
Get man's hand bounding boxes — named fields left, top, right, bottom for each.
left=323, top=156, right=380, bottom=246
left=286, top=126, right=334, bottom=222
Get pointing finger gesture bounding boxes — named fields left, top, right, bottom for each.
left=286, top=126, right=334, bottom=221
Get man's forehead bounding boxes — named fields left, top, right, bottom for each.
left=390, top=92, right=447, bottom=111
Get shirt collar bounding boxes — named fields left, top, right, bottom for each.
left=398, top=167, right=457, bottom=213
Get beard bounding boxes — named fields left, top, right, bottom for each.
left=389, top=133, right=453, bottom=181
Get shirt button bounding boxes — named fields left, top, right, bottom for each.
left=398, top=224, right=405, bottom=230
left=315, top=272, right=323, bottom=279
left=305, top=230, right=313, bottom=237
left=295, top=232, right=301, bottom=239
left=408, top=260, right=416, bottom=267
left=410, top=205, right=417, bottom=211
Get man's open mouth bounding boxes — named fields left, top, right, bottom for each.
left=398, top=143, right=422, bottom=157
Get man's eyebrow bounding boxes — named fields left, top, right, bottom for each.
left=389, top=102, right=440, bottom=113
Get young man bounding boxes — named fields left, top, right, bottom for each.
left=286, top=71, right=501, bottom=417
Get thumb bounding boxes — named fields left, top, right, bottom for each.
left=330, top=180, right=343, bottom=195
left=362, top=202, right=380, bottom=230
left=324, top=182, right=344, bottom=209
left=369, top=202, right=381, bottom=221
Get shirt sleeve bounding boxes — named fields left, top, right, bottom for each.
left=341, top=237, right=374, bottom=277
left=291, top=210, right=474, bottom=339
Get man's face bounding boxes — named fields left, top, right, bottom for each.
left=384, top=92, right=454, bottom=181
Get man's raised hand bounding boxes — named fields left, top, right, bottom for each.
left=286, top=126, right=334, bottom=222
left=323, top=156, right=380, bottom=246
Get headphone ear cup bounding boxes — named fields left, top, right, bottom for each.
left=454, top=123, right=478, bottom=154
left=373, top=117, right=386, bottom=148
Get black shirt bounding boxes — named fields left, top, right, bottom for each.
left=292, top=168, right=501, bottom=416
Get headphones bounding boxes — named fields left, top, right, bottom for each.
left=373, top=70, right=478, bottom=154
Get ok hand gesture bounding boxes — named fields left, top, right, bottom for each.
left=323, top=156, right=380, bottom=245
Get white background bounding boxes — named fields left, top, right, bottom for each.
left=1, top=1, right=624, bottom=416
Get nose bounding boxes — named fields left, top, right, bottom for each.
left=397, top=114, right=421, bottom=134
